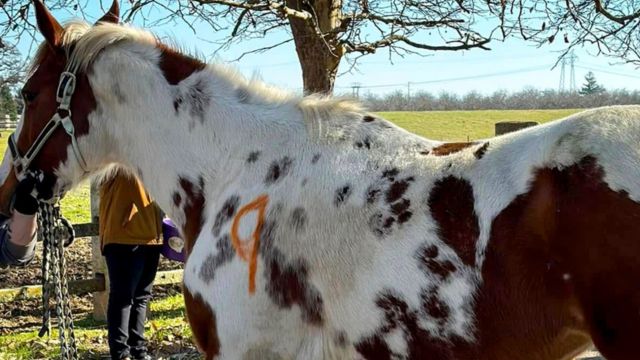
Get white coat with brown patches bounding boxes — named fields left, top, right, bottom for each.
left=5, top=5, right=640, bottom=359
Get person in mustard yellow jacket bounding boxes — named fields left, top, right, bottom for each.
left=99, top=171, right=162, bottom=360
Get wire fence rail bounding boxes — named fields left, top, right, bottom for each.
left=0, top=219, right=183, bottom=303
left=0, top=268, right=183, bottom=303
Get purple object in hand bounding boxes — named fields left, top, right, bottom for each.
left=161, top=218, right=185, bottom=263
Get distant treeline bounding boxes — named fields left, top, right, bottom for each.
left=355, top=88, right=640, bottom=111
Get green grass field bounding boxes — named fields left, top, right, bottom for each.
left=0, top=294, right=193, bottom=359
left=0, top=109, right=584, bottom=358
left=379, top=109, right=580, bottom=141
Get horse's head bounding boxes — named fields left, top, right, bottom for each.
left=0, top=0, right=120, bottom=215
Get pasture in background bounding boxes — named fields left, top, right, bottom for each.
left=0, top=109, right=585, bottom=359
left=381, top=109, right=580, bottom=140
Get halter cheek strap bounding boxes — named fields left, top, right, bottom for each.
left=9, top=65, right=88, bottom=181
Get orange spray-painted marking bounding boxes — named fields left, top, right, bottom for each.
left=230, top=194, right=269, bottom=295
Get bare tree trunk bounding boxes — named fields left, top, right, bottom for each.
left=287, top=0, right=343, bottom=95
left=290, top=26, right=340, bottom=94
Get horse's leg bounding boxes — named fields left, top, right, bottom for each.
left=183, top=259, right=323, bottom=360
left=556, top=158, right=640, bottom=360
left=183, top=285, right=221, bottom=360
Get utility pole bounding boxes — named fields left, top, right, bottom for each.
left=559, top=58, right=566, bottom=92
left=351, top=82, right=361, bottom=98
left=559, top=50, right=578, bottom=93
left=568, top=51, right=577, bottom=93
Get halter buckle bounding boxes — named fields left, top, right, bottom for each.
left=56, top=72, right=76, bottom=111
left=60, top=115, right=75, bottom=136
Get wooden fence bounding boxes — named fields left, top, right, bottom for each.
left=0, top=182, right=183, bottom=320
left=0, top=114, right=18, bottom=131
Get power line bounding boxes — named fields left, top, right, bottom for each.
left=574, top=65, right=640, bottom=80
left=347, top=52, right=554, bottom=66
left=236, top=57, right=639, bottom=94
left=235, top=61, right=299, bottom=69
left=336, top=65, right=551, bottom=89
left=411, top=65, right=550, bottom=85
left=235, top=52, right=555, bottom=70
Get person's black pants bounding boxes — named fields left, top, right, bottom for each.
left=104, top=244, right=160, bottom=360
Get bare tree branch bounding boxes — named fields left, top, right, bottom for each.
left=0, top=45, right=25, bottom=88
left=343, top=34, right=490, bottom=54
left=2, top=0, right=640, bottom=93
left=232, top=38, right=294, bottom=61
left=508, top=0, right=640, bottom=66
left=593, top=0, right=640, bottom=25
left=349, top=13, right=465, bottom=27
left=192, top=0, right=312, bottom=20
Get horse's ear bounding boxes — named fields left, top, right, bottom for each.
left=34, top=0, right=63, bottom=48
left=96, top=0, right=120, bottom=24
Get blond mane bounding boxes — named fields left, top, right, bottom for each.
left=32, top=20, right=364, bottom=123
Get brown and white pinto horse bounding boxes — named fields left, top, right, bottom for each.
left=3, top=1, right=640, bottom=359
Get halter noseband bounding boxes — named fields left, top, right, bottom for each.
left=8, top=63, right=88, bottom=182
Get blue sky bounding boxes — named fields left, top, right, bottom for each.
left=15, top=1, right=640, bottom=96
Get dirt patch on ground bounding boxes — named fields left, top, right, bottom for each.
left=1, top=238, right=94, bottom=334
left=1, top=237, right=182, bottom=288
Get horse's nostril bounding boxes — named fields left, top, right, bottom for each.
left=33, top=174, right=58, bottom=201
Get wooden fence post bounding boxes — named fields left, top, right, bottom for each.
left=495, top=121, right=538, bottom=135
left=90, top=181, right=108, bottom=321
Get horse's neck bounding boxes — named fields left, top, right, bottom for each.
left=103, top=89, right=305, bottom=222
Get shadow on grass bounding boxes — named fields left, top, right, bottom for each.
left=70, top=306, right=186, bottom=330
left=73, top=314, right=106, bottom=329
left=150, top=307, right=186, bottom=321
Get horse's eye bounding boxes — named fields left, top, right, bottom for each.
left=21, top=90, right=37, bottom=103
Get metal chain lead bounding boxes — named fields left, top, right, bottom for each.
left=37, top=211, right=51, bottom=338
left=37, top=202, right=78, bottom=360
left=56, top=215, right=77, bottom=359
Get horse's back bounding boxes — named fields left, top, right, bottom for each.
left=183, top=105, right=640, bottom=360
